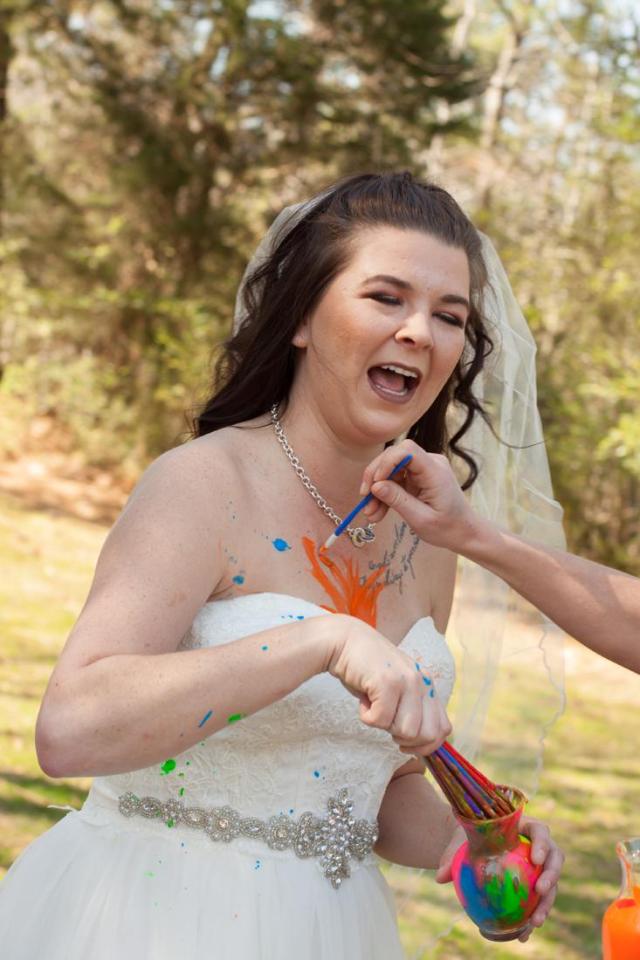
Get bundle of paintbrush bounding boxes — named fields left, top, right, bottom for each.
left=425, top=741, right=516, bottom=821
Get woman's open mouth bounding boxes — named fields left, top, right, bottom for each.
left=367, top=363, right=421, bottom=404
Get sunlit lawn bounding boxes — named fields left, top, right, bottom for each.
left=2, top=486, right=639, bottom=958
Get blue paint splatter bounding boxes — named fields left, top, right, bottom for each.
left=422, top=676, right=432, bottom=686
left=296, top=615, right=305, bottom=620
left=254, top=859, right=261, bottom=870
left=232, top=574, right=245, bottom=585
left=198, top=709, right=213, bottom=728
left=429, top=689, right=435, bottom=698
left=313, top=770, right=321, bottom=779
left=261, top=645, right=269, bottom=651
left=289, top=808, right=294, bottom=814
left=272, top=538, right=291, bottom=552
left=459, top=862, right=495, bottom=924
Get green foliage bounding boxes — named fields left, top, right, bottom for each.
left=0, top=0, right=638, bottom=570
left=1, top=0, right=478, bottom=468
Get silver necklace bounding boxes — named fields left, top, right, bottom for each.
left=270, top=404, right=376, bottom=548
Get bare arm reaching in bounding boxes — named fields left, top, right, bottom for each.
left=360, top=440, right=640, bottom=674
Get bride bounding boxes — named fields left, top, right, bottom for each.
left=0, top=171, right=566, bottom=958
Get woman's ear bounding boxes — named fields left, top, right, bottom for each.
left=291, top=320, right=309, bottom=349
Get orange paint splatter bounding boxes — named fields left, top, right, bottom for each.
left=302, top=537, right=387, bottom=627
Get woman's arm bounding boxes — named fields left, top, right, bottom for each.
left=37, top=441, right=452, bottom=779
left=35, top=443, right=336, bottom=778
left=37, top=616, right=339, bottom=779
left=373, top=758, right=457, bottom=868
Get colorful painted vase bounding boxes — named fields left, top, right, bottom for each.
left=451, top=786, right=542, bottom=941
left=602, top=838, right=640, bottom=959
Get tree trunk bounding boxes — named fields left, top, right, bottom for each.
left=0, top=14, right=14, bottom=238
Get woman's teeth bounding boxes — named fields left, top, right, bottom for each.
left=367, top=365, right=419, bottom=402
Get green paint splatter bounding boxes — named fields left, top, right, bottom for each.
left=179, top=787, right=185, bottom=796
left=160, top=758, right=176, bottom=775
left=145, top=871, right=155, bottom=877
left=166, top=818, right=175, bottom=828
left=227, top=712, right=245, bottom=724
left=485, top=869, right=528, bottom=923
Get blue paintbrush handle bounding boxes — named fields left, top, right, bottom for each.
left=333, top=454, right=413, bottom=538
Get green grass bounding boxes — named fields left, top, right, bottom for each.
left=2, top=486, right=639, bottom=958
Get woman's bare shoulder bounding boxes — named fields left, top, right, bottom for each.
left=143, top=417, right=271, bottom=490
left=173, top=415, right=272, bottom=464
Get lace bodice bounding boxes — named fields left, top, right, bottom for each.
left=83, top=593, right=455, bottom=824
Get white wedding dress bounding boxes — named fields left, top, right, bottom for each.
left=0, top=592, right=455, bottom=959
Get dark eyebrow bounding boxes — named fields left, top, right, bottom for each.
left=361, top=274, right=470, bottom=312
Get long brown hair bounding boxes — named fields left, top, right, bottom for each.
left=191, top=171, right=494, bottom=488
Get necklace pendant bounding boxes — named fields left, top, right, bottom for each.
left=348, top=525, right=376, bottom=548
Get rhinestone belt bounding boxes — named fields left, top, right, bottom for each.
left=118, top=787, right=378, bottom=889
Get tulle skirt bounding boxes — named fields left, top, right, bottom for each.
left=0, top=809, right=406, bottom=959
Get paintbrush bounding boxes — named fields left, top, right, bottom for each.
left=426, top=742, right=516, bottom=820
left=322, top=454, right=413, bottom=551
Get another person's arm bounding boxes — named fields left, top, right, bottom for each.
left=360, top=441, right=640, bottom=673
left=453, top=522, right=639, bottom=672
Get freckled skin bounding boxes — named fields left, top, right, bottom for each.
left=167, top=589, right=187, bottom=608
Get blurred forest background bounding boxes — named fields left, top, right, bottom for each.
left=1, top=3, right=639, bottom=958
left=1, top=0, right=638, bottom=571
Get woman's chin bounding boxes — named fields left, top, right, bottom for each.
left=349, top=408, right=417, bottom=447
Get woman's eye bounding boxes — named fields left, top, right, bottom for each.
left=369, top=293, right=401, bottom=305
left=436, top=312, right=465, bottom=329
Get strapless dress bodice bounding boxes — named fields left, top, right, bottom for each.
left=84, top=592, right=456, bottom=824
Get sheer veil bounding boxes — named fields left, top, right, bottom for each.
left=232, top=191, right=566, bottom=953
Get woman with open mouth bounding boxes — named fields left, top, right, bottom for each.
left=0, top=170, right=579, bottom=958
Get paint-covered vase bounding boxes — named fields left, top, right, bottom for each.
left=602, top=838, right=640, bottom=960
left=451, top=786, right=542, bottom=941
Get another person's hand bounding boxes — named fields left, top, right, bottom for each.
left=359, top=439, right=483, bottom=553
left=435, top=816, right=564, bottom=943
left=326, top=614, right=452, bottom=756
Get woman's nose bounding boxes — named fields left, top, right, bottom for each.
left=395, top=311, right=434, bottom=349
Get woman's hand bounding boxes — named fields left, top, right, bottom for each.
left=359, top=439, right=483, bottom=553
left=326, top=614, right=452, bottom=756
left=435, top=815, right=564, bottom=943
